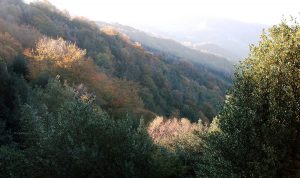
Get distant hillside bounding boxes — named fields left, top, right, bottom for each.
left=97, top=22, right=233, bottom=73
left=131, top=17, right=267, bottom=61
left=190, top=43, right=241, bottom=62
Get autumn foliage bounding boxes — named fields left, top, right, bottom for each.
left=24, top=37, right=144, bottom=119
left=0, top=32, right=21, bottom=63
left=148, top=116, right=207, bottom=150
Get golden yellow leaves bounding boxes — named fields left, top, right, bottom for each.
left=33, top=37, right=85, bottom=67
left=100, top=26, right=130, bottom=42
left=100, top=26, right=119, bottom=36
left=134, top=42, right=142, bottom=49
left=24, top=37, right=86, bottom=78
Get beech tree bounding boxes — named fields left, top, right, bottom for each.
left=25, top=37, right=86, bottom=78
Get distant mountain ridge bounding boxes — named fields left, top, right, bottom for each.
left=129, top=17, right=268, bottom=62
left=188, top=43, right=241, bottom=62
left=97, top=21, right=233, bottom=73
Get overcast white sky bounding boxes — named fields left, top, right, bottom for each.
left=26, top=0, right=300, bottom=27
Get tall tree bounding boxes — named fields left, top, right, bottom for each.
left=197, top=19, right=300, bottom=177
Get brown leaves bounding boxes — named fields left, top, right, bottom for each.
left=0, top=18, right=42, bottom=48
left=0, top=32, right=21, bottom=64
left=25, top=37, right=144, bottom=118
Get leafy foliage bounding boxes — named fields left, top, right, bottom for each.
left=25, top=37, right=86, bottom=77
left=0, top=0, right=231, bottom=121
left=24, top=37, right=144, bottom=119
left=0, top=0, right=240, bottom=177
left=197, top=19, right=300, bottom=177
left=0, top=32, right=21, bottom=64
left=0, top=59, right=29, bottom=146
left=148, top=117, right=208, bottom=177
left=18, top=78, right=162, bottom=178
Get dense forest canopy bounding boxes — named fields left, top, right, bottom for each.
left=1, top=0, right=300, bottom=177
left=0, top=0, right=231, bottom=176
left=0, top=0, right=232, bottom=122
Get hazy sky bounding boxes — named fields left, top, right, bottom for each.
left=26, top=0, right=300, bottom=27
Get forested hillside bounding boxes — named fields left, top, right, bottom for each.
left=0, top=0, right=232, bottom=176
left=2, top=0, right=299, bottom=177
left=97, top=22, right=233, bottom=73
left=0, top=0, right=232, bottom=122
left=133, top=17, right=266, bottom=62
